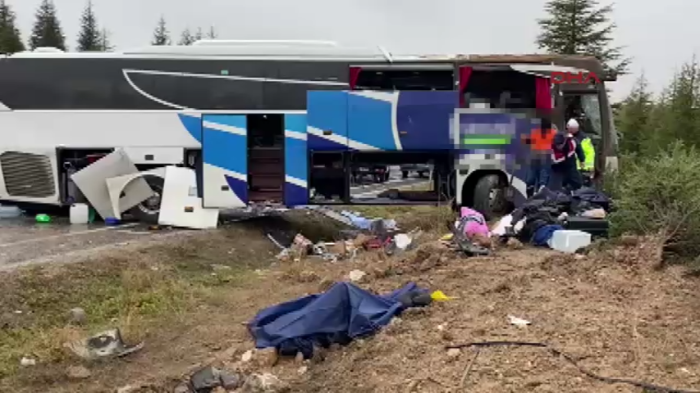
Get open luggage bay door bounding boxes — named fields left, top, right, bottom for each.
left=284, top=113, right=308, bottom=206
left=201, top=114, right=248, bottom=208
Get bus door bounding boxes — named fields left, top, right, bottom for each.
left=201, top=114, right=248, bottom=208
left=283, top=113, right=309, bottom=206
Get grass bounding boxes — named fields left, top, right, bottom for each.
left=0, top=231, right=262, bottom=381
left=0, top=206, right=453, bottom=387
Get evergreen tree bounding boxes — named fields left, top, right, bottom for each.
left=537, top=0, right=630, bottom=75
left=29, top=0, right=66, bottom=50
left=194, top=27, right=203, bottom=42
left=100, top=28, right=113, bottom=51
left=151, top=16, right=170, bottom=45
left=0, top=0, right=25, bottom=54
left=206, top=26, right=217, bottom=39
left=664, top=59, right=700, bottom=146
left=76, top=0, right=101, bottom=51
left=616, top=74, right=654, bottom=154
left=178, top=28, right=194, bottom=45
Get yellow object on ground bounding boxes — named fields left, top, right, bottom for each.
left=431, top=290, right=455, bottom=301
left=440, top=233, right=453, bottom=241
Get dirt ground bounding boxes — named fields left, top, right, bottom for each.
left=1, top=207, right=699, bottom=393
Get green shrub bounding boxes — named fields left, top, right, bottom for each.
left=609, top=141, right=700, bottom=260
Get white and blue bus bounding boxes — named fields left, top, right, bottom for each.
left=0, top=41, right=618, bottom=220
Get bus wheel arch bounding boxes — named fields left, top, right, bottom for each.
left=111, top=170, right=165, bottom=224
left=461, top=170, right=511, bottom=220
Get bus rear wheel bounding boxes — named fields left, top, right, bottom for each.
left=128, top=175, right=164, bottom=224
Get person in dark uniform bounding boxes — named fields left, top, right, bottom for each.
left=525, top=120, right=556, bottom=197
left=547, top=126, right=585, bottom=192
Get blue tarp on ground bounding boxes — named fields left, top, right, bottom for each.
left=248, top=282, right=425, bottom=358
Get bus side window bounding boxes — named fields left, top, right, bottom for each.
left=354, top=70, right=453, bottom=91
left=462, top=70, right=537, bottom=109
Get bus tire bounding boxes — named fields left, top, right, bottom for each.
left=128, top=175, right=164, bottom=224
left=472, top=174, right=503, bottom=221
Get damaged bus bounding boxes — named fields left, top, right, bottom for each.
left=0, top=41, right=618, bottom=221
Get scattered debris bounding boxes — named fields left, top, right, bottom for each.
left=348, top=269, right=367, bottom=282
left=68, top=307, right=87, bottom=325
left=20, top=357, right=36, bottom=367
left=65, top=328, right=144, bottom=361
left=116, top=385, right=138, bottom=393
left=430, top=290, right=455, bottom=301
left=240, top=373, right=289, bottom=393
left=176, top=366, right=285, bottom=393
left=446, top=348, right=461, bottom=359
left=66, top=365, right=91, bottom=380
left=498, top=186, right=611, bottom=248
left=241, top=349, right=254, bottom=363
left=507, top=315, right=532, bottom=327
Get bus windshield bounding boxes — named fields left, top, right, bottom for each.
left=564, top=93, right=603, bottom=138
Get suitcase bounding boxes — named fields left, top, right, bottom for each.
left=564, top=216, right=609, bottom=238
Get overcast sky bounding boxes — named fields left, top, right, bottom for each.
left=6, top=0, right=696, bottom=102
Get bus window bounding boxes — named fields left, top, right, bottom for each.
left=462, top=70, right=537, bottom=109
left=354, top=69, right=453, bottom=91
left=563, top=94, right=602, bottom=137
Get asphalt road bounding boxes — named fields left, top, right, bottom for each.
left=350, top=166, right=431, bottom=198
left=0, top=215, right=180, bottom=270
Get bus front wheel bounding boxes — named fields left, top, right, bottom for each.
left=472, top=174, right=508, bottom=220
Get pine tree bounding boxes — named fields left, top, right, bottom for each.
left=151, top=16, right=170, bottom=45
left=100, top=28, right=113, bottom=51
left=206, top=26, right=217, bottom=39
left=178, top=28, right=194, bottom=45
left=665, top=59, right=700, bottom=146
left=537, top=0, right=630, bottom=75
left=76, top=0, right=101, bottom=51
left=0, top=0, right=25, bottom=54
left=194, top=27, right=203, bottom=42
left=29, top=0, right=66, bottom=50
left=616, top=74, right=654, bottom=154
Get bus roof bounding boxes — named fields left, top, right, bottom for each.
left=5, top=41, right=606, bottom=75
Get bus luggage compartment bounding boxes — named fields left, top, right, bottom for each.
left=307, top=90, right=458, bottom=152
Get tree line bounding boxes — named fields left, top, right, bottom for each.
left=0, top=0, right=217, bottom=53
left=1, top=0, right=625, bottom=66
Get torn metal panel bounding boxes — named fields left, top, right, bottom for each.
left=70, top=149, right=154, bottom=219
left=105, top=167, right=166, bottom=220
left=157, top=166, right=219, bottom=229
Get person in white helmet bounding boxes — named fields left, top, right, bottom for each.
left=566, top=118, right=596, bottom=185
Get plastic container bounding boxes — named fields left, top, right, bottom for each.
left=0, top=204, right=21, bottom=218
left=548, top=230, right=591, bottom=253
left=35, top=214, right=51, bottom=223
left=69, top=203, right=89, bottom=224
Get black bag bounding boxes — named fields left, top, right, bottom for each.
left=565, top=216, right=609, bottom=237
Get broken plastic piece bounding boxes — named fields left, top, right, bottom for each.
left=66, top=328, right=144, bottom=360
left=508, top=315, right=531, bottom=327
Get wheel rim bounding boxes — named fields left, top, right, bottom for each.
left=137, top=184, right=163, bottom=215
left=489, top=188, right=507, bottom=213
